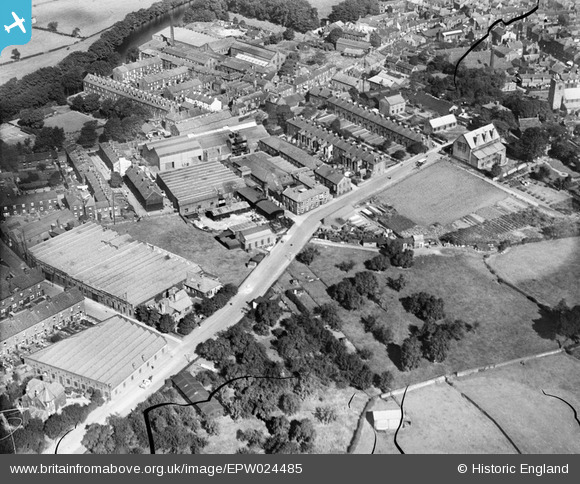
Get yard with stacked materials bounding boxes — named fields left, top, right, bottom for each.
left=111, top=214, right=252, bottom=286
left=373, top=160, right=508, bottom=226
left=289, top=244, right=558, bottom=388
left=487, top=237, right=580, bottom=307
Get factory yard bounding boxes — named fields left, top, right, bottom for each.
left=374, top=160, right=509, bottom=226
left=111, top=214, right=253, bottom=286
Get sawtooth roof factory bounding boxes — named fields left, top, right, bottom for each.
left=28, top=222, right=202, bottom=317
left=25, top=315, right=167, bottom=401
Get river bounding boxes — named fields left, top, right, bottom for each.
left=115, top=1, right=197, bottom=60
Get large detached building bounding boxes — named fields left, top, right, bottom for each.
left=452, top=124, right=506, bottom=170
left=28, top=222, right=201, bottom=316
left=142, top=136, right=203, bottom=172
left=157, top=162, right=245, bottom=215
left=25, top=315, right=167, bottom=400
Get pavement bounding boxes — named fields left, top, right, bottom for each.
left=45, top=148, right=445, bottom=454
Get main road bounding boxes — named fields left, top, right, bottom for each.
left=49, top=146, right=446, bottom=454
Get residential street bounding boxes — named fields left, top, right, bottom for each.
left=47, top=149, right=443, bottom=454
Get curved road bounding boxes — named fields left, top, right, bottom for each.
left=47, top=147, right=446, bottom=454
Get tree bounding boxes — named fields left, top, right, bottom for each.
left=401, top=292, right=445, bottom=323
left=400, top=335, right=422, bottom=371
left=421, top=324, right=451, bottom=363
left=279, top=393, right=301, bottom=415
left=33, top=127, right=65, bottom=152
left=72, top=27, right=81, bottom=37
left=387, top=274, right=407, bottom=292
left=158, top=314, right=175, bottom=333
left=177, top=314, right=197, bottom=335
left=520, top=127, right=549, bottom=162
left=289, top=418, right=316, bottom=453
left=47, top=21, right=58, bottom=32
left=296, top=246, right=320, bottom=266
left=283, top=28, right=296, bottom=41
left=407, top=142, right=427, bottom=155
left=255, top=299, right=282, bottom=326
left=77, top=120, right=98, bottom=148
left=390, top=249, right=414, bottom=269
left=370, top=31, right=382, bottom=48
left=365, top=254, right=390, bottom=271
left=266, top=415, right=291, bottom=436
left=392, top=149, right=406, bottom=160
left=314, top=406, right=337, bottom=424
left=82, top=423, right=114, bottom=454
left=315, top=303, right=342, bottom=330
left=353, top=271, right=379, bottom=298
left=109, top=171, right=123, bottom=188
left=490, top=162, right=502, bottom=178
left=326, top=27, right=343, bottom=46
left=328, top=279, right=364, bottom=310
left=83, top=93, right=101, bottom=113
left=374, top=371, right=393, bottom=392
left=18, top=108, right=45, bottom=130
left=373, top=325, right=393, bottom=344
left=70, top=95, right=85, bottom=112
left=11, top=49, right=20, bottom=61
left=336, top=259, right=355, bottom=272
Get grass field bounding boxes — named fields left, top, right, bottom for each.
left=0, top=29, right=77, bottom=64
left=111, top=214, right=252, bottom=286
left=299, top=244, right=558, bottom=388
left=32, top=0, right=159, bottom=37
left=44, top=109, right=95, bottom=134
left=488, top=237, right=580, bottom=307
left=396, top=383, right=517, bottom=454
left=452, top=353, right=580, bottom=454
left=374, top=160, right=508, bottom=226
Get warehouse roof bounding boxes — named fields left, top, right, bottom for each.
left=158, top=162, right=245, bottom=205
left=29, top=223, right=201, bottom=307
left=144, top=136, right=203, bottom=158
left=26, top=315, right=167, bottom=389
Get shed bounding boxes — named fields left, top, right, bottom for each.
left=172, top=371, right=224, bottom=419
left=370, top=409, right=403, bottom=431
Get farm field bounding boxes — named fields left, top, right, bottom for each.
left=0, top=29, right=77, bottom=64
left=110, top=214, right=252, bottom=286
left=488, top=237, right=580, bottom=307
left=32, top=0, right=160, bottom=37
left=374, top=160, right=508, bottom=226
left=395, top=383, right=517, bottom=454
left=451, top=353, right=580, bottom=454
left=297, top=244, right=558, bottom=388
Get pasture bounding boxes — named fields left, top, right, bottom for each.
left=451, top=353, right=580, bottom=454
left=374, top=160, right=508, bottom=226
left=368, top=353, right=580, bottom=454
left=488, top=237, right=580, bottom=307
left=300, top=244, right=558, bottom=388
left=0, top=29, right=77, bottom=64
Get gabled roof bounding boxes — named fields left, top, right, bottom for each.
left=460, top=124, right=500, bottom=150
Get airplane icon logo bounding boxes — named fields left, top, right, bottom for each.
left=5, top=12, right=26, bottom=34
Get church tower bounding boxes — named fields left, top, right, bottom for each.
left=548, top=75, right=565, bottom=111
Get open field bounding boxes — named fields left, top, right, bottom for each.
left=451, top=353, right=580, bottom=454
left=44, top=108, right=96, bottom=134
left=374, top=160, right=508, bottom=226
left=32, top=0, right=159, bottom=37
left=488, top=237, right=580, bottom=307
left=0, top=29, right=77, bottom=64
left=396, top=383, right=517, bottom=454
left=111, top=214, right=252, bottom=286
left=300, top=244, right=558, bottom=388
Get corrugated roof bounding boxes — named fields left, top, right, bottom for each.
left=26, top=315, right=166, bottom=389
left=29, top=223, right=201, bottom=306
